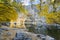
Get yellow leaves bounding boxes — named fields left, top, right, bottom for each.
left=19, top=6, right=28, bottom=15
left=45, top=12, right=60, bottom=24
left=42, top=5, right=48, bottom=12
left=45, top=13, right=54, bottom=24
left=36, top=4, right=41, bottom=10
left=0, top=0, right=11, bottom=3
left=38, top=4, right=60, bottom=24
left=12, top=1, right=28, bottom=15
left=0, top=15, right=7, bottom=22
left=36, top=1, right=60, bottom=24
left=17, top=6, right=28, bottom=15
left=0, top=3, right=18, bottom=22
left=23, top=10, right=28, bottom=15
left=39, top=5, right=49, bottom=16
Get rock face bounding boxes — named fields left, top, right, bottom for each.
left=0, top=27, right=41, bottom=40
left=13, top=32, right=32, bottom=40
left=0, top=26, right=55, bottom=40
left=0, top=27, right=16, bottom=40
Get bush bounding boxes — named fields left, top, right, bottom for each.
left=47, top=26, right=60, bottom=40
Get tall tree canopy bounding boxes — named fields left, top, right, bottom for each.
left=36, top=0, right=60, bottom=25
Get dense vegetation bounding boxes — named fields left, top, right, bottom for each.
left=0, top=3, right=18, bottom=22
left=0, top=0, right=60, bottom=40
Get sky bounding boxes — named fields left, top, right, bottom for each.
left=22, top=0, right=47, bottom=5
left=16, top=0, right=47, bottom=5
left=16, top=0, right=40, bottom=5
left=22, top=0, right=30, bottom=5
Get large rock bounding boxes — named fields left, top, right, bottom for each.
left=0, top=27, right=16, bottom=40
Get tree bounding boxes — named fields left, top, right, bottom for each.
left=49, top=0, right=60, bottom=12
left=0, top=3, right=18, bottom=22
left=36, top=0, right=60, bottom=25
left=46, top=12, right=60, bottom=40
left=0, top=0, right=28, bottom=15
left=45, top=12, right=60, bottom=25
left=11, top=0, right=28, bottom=15
left=30, top=0, right=35, bottom=9
left=38, top=0, right=60, bottom=40
left=39, top=0, right=42, bottom=11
